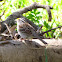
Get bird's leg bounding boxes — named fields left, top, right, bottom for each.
left=18, top=38, right=24, bottom=42
left=25, top=39, right=32, bottom=42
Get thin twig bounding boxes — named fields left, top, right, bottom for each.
left=0, top=10, right=5, bottom=21
left=41, top=26, right=62, bottom=35
left=45, top=6, right=52, bottom=21
left=36, top=25, right=43, bottom=33
left=4, top=23, right=13, bottom=38
left=0, top=33, right=11, bottom=37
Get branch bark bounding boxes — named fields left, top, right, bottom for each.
left=0, top=2, right=53, bottom=33
left=0, top=39, right=62, bottom=62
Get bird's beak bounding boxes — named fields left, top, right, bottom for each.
left=15, top=18, right=20, bottom=21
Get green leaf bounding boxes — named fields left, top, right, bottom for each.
left=36, top=12, right=40, bottom=14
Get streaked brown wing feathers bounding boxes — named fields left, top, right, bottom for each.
left=19, top=23, right=32, bottom=34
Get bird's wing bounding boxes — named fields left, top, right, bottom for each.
left=19, top=23, right=32, bottom=35
left=28, top=24, right=48, bottom=44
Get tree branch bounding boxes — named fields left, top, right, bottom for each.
left=41, top=26, right=62, bottom=35
left=0, top=39, right=62, bottom=62
left=0, top=2, right=53, bottom=33
left=18, top=2, right=53, bottom=14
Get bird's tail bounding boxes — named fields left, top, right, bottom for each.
left=33, top=31, right=48, bottom=44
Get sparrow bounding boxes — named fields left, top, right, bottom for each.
left=16, top=18, right=47, bottom=44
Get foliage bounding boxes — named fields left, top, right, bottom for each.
left=0, top=0, right=62, bottom=38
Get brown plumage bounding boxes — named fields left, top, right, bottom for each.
left=16, top=18, right=47, bottom=44
left=19, top=23, right=32, bottom=35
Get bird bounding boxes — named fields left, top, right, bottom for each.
left=15, top=18, right=47, bottom=44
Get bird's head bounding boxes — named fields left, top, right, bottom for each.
left=15, top=18, right=26, bottom=25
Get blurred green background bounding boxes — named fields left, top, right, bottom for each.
left=0, top=0, right=62, bottom=38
